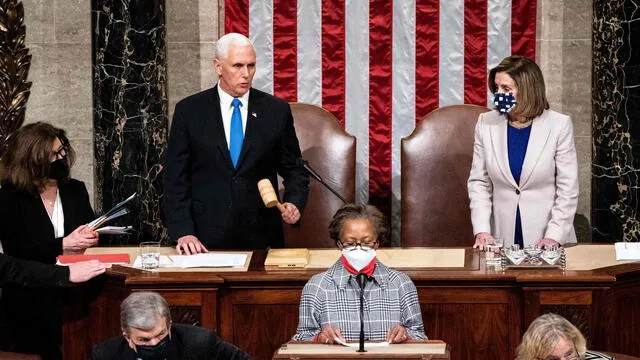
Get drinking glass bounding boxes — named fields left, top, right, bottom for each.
left=140, top=241, right=161, bottom=269
left=505, top=244, right=526, bottom=265
left=541, top=244, right=562, bottom=265
left=485, top=237, right=504, bottom=266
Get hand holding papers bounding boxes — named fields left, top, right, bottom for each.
left=88, top=192, right=137, bottom=231
left=615, top=242, right=640, bottom=260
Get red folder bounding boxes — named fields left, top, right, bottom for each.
left=56, top=254, right=130, bottom=265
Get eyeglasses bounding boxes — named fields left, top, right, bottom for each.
left=537, top=350, right=580, bottom=360
left=52, top=146, right=68, bottom=159
left=340, top=240, right=378, bottom=249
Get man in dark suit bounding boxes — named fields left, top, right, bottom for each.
left=164, top=33, right=309, bottom=253
left=91, top=292, right=251, bottom=360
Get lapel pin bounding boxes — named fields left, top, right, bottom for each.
left=252, top=112, right=257, bottom=118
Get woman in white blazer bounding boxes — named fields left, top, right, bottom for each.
left=468, top=56, right=578, bottom=249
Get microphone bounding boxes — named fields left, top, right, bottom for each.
left=297, top=158, right=348, bottom=204
left=356, top=273, right=369, bottom=352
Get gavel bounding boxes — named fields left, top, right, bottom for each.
left=257, top=179, right=285, bottom=213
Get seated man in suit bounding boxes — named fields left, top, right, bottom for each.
left=293, top=204, right=427, bottom=344
left=92, top=292, right=251, bottom=360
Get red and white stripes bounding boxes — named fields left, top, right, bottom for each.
left=224, top=0, right=537, bottom=235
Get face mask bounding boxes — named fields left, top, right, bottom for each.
left=135, top=334, right=171, bottom=360
left=493, top=92, right=517, bottom=115
left=342, top=246, right=376, bottom=272
left=48, top=157, right=70, bottom=181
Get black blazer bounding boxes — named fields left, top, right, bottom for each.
left=0, top=179, right=95, bottom=264
left=0, top=253, right=69, bottom=287
left=0, top=178, right=95, bottom=358
left=163, top=86, right=309, bottom=249
left=91, top=324, right=252, bottom=360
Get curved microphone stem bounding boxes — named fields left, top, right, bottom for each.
left=298, top=159, right=348, bottom=204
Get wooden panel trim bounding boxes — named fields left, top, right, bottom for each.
left=417, top=288, right=513, bottom=303
left=539, top=291, right=593, bottom=305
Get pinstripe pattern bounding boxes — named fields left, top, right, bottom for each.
left=583, top=351, right=613, bottom=360
left=293, top=259, right=426, bottom=341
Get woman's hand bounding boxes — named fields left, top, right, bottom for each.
left=535, top=238, right=560, bottom=248
left=316, top=326, right=344, bottom=344
left=68, top=260, right=111, bottom=283
left=473, top=232, right=495, bottom=251
left=386, top=324, right=409, bottom=343
left=63, top=225, right=99, bottom=251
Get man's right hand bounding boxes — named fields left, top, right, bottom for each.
left=316, top=326, right=344, bottom=344
left=176, top=235, right=208, bottom=255
left=473, top=232, right=496, bottom=251
left=68, top=260, right=111, bottom=283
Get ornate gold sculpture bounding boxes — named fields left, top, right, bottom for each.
left=0, top=0, right=31, bottom=156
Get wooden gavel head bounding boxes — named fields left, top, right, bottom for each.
left=258, top=179, right=285, bottom=212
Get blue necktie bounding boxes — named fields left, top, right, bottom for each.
left=229, top=98, right=243, bottom=167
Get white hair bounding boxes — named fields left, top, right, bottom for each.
left=120, top=292, right=171, bottom=334
left=215, top=33, right=254, bottom=60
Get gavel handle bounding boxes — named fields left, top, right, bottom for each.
left=276, top=202, right=286, bottom=213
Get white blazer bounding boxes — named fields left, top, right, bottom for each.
left=467, top=109, right=579, bottom=246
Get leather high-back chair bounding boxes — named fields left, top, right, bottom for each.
left=282, top=103, right=356, bottom=248
left=401, top=104, right=489, bottom=247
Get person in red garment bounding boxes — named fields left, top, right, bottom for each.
left=293, top=204, right=426, bottom=344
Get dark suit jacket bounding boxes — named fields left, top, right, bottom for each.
left=163, top=86, right=309, bottom=249
left=91, top=324, right=252, bottom=360
left=0, top=179, right=95, bottom=264
left=0, top=254, right=69, bottom=288
left=0, top=179, right=94, bottom=357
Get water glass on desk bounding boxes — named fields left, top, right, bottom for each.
left=140, top=241, right=161, bottom=269
left=485, top=237, right=504, bottom=266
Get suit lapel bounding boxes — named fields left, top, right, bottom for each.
left=235, top=88, right=263, bottom=170
left=519, top=111, right=551, bottom=188
left=489, top=115, right=518, bottom=188
left=208, top=86, right=235, bottom=171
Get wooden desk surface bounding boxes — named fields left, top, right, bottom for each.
left=63, top=245, right=640, bottom=360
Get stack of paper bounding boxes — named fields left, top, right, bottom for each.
left=88, top=193, right=137, bottom=231
left=132, top=253, right=247, bottom=269
left=615, top=242, right=640, bottom=260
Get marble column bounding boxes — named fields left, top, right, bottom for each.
left=592, top=0, right=640, bottom=242
left=92, top=0, right=168, bottom=244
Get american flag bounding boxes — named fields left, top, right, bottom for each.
left=224, top=0, right=537, bottom=239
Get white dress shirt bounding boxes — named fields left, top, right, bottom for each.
left=217, top=84, right=250, bottom=150
left=50, top=189, right=65, bottom=238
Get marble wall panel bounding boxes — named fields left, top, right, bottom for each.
left=23, top=0, right=94, bottom=204
left=537, top=0, right=592, bottom=241
left=592, top=0, right=640, bottom=242
left=92, top=0, right=168, bottom=244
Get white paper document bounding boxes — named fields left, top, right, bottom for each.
left=615, top=242, right=640, bottom=260
left=333, top=337, right=389, bottom=348
left=95, top=226, right=133, bottom=235
left=133, top=253, right=247, bottom=269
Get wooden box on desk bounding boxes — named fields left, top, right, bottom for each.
left=272, top=341, right=450, bottom=360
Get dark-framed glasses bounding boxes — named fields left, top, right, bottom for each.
left=341, top=240, right=377, bottom=250
left=52, top=145, right=68, bottom=159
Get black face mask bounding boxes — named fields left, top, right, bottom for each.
left=48, top=157, right=70, bottom=181
left=135, top=334, right=171, bottom=360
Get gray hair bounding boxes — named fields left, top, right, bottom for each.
left=121, top=292, right=172, bottom=334
left=215, top=33, right=254, bottom=60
